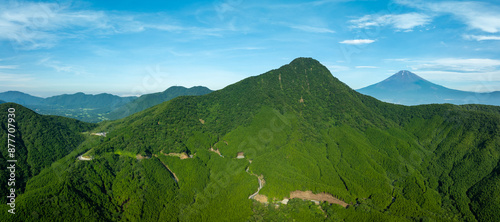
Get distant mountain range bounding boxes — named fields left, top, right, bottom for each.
left=0, top=91, right=134, bottom=108
left=106, top=86, right=212, bottom=120
left=357, top=70, right=500, bottom=106
left=0, top=91, right=45, bottom=105
left=44, top=92, right=137, bottom=109
left=0, top=86, right=212, bottom=122
left=0, top=100, right=5, bottom=104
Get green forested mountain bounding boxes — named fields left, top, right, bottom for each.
left=106, top=86, right=212, bottom=120
left=2, top=58, right=499, bottom=221
left=0, top=103, right=96, bottom=205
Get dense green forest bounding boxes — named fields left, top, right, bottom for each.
left=0, top=103, right=96, bottom=205
left=1, top=58, right=499, bottom=221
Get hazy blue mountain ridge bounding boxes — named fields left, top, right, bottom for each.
left=0, top=91, right=45, bottom=106
left=106, top=86, right=212, bottom=120
left=0, top=86, right=212, bottom=122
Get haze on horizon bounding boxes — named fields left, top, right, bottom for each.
left=1, top=0, right=499, bottom=97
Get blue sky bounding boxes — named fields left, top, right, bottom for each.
left=1, top=0, right=499, bottom=97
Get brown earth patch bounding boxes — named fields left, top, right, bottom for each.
left=236, top=152, right=245, bottom=159
left=289, top=190, right=348, bottom=208
left=167, top=152, right=189, bottom=159
left=199, top=119, right=205, bottom=124
left=209, top=147, right=221, bottom=156
left=254, top=194, right=268, bottom=203
left=136, top=154, right=149, bottom=160
left=77, top=155, right=92, bottom=161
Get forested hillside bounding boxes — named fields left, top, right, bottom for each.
left=1, top=58, right=499, bottom=221
left=0, top=103, right=96, bottom=205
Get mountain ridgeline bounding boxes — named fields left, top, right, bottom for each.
left=357, top=70, right=500, bottom=106
left=1, top=58, right=499, bottom=221
left=0, top=91, right=45, bottom=106
left=0, top=86, right=212, bottom=122
left=106, top=86, right=212, bottom=120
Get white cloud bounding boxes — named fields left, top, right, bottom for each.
left=355, top=66, right=378, bottom=69
left=290, top=25, right=335, bottom=33
left=339, top=39, right=375, bottom=45
left=349, top=13, right=431, bottom=31
left=464, top=35, right=500, bottom=41
left=397, top=0, right=500, bottom=33
left=429, top=2, right=500, bottom=33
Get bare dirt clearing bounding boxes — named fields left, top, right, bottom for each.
left=77, top=155, right=92, bottom=161
left=289, top=190, right=348, bottom=207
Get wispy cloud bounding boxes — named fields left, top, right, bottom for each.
left=0, top=1, right=233, bottom=50
left=397, top=0, right=500, bottom=33
left=0, top=2, right=108, bottom=49
left=327, top=65, right=350, bottom=72
left=464, top=35, right=500, bottom=41
left=339, top=39, right=375, bottom=45
left=38, top=57, right=86, bottom=75
left=411, top=58, right=500, bottom=73
left=290, top=25, right=335, bottom=33
left=355, top=66, right=378, bottom=69
left=0, top=65, right=18, bottom=69
left=385, top=58, right=410, bottom=62
left=0, top=72, right=34, bottom=82
left=349, top=13, right=431, bottom=31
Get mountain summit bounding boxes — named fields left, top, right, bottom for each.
left=361, top=70, right=440, bottom=92
left=357, top=70, right=500, bottom=105
left=383, top=70, right=426, bottom=84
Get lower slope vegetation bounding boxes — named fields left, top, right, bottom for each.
left=1, top=58, right=499, bottom=221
